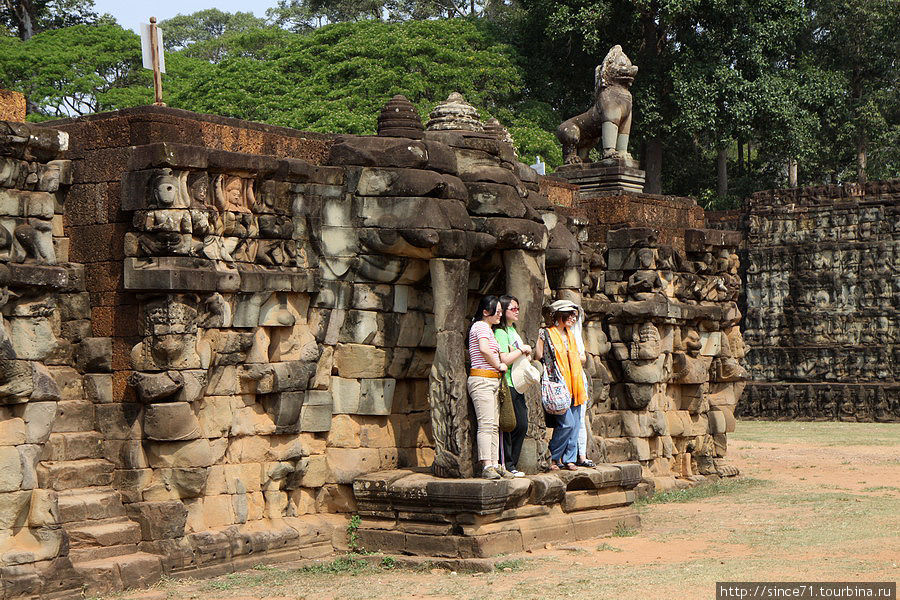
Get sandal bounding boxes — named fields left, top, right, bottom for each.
left=548, top=462, right=560, bottom=471
left=565, top=463, right=578, bottom=471
left=576, top=459, right=596, bottom=468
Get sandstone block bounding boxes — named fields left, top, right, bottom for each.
left=300, top=390, right=332, bottom=432
left=83, top=373, right=113, bottom=403
left=146, top=439, right=215, bottom=469
left=326, top=447, right=381, bottom=484
left=296, top=454, right=328, bottom=488
left=144, top=402, right=201, bottom=441
left=334, top=344, right=389, bottom=378
left=0, top=447, right=24, bottom=492
left=126, top=501, right=188, bottom=540
left=0, top=491, right=31, bottom=529
left=358, top=378, right=395, bottom=415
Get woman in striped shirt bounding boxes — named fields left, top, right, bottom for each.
left=466, top=295, right=512, bottom=480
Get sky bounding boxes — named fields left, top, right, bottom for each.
left=92, top=0, right=281, bottom=33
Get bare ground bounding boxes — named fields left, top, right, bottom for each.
left=109, top=421, right=900, bottom=600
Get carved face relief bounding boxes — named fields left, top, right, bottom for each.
left=154, top=174, right=179, bottom=207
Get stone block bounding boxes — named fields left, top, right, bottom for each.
left=0, top=447, right=23, bottom=492
left=358, top=379, right=395, bottom=415
left=146, top=439, right=215, bottom=469
left=297, top=454, right=329, bottom=488
left=0, top=491, right=31, bottom=529
left=75, top=337, right=112, bottom=372
left=300, top=390, right=332, bottom=432
left=50, top=401, right=94, bottom=433
left=144, top=402, right=202, bottom=441
left=196, top=396, right=234, bottom=438
left=126, top=501, right=188, bottom=540
left=83, top=374, right=113, bottom=403
left=326, top=448, right=381, bottom=484
left=334, top=344, right=389, bottom=378
left=315, top=484, right=357, bottom=513
left=331, top=376, right=361, bottom=414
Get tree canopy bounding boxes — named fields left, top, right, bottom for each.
left=0, top=1, right=895, bottom=200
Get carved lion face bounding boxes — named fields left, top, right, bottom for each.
left=600, top=45, right=638, bottom=88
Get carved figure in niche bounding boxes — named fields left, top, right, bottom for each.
left=131, top=294, right=200, bottom=371
left=12, top=218, right=56, bottom=265
left=255, top=188, right=295, bottom=267
left=630, top=321, right=661, bottom=360
left=215, top=175, right=252, bottom=213
left=187, top=172, right=227, bottom=261
left=556, top=45, right=638, bottom=164
left=627, top=247, right=664, bottom=300
left=138, top=170, right=193, bottom=256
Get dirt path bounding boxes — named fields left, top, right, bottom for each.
left=113, top=422, right=900, bottom=600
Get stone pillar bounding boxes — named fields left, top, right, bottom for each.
left=503, top=249, right=548, bottom=473
left=428, top=258, right=473, bottom=478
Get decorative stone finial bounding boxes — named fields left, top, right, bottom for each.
left=425, top=92, right=483, bottom=132
left=482, top=117, right=516, bottom=153
left=377, top=95, right=424, bottom=139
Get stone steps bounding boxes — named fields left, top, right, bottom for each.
left=69, top=542, right=140, bottom=563
left=73, top=552, right=163, bottom=596
left=57, top=487, right=126, bottom=523
left=36, top=458, right=114, bottom=491
left=66, top=517, right=142, bottom=549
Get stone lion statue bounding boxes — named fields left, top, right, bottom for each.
left=556, top=45, right=638, bottom=164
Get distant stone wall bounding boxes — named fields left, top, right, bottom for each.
left=739, top=181, right=899, bottom=422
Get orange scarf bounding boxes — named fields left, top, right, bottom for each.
left=547, top=326, right=586, bottom=406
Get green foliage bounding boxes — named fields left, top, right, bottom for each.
left=379, top=556, right=396, bottom=569
left=0, top=23, right=152, bottom=118
left=494, top=558, right=526, bottom=571
left=636, top=478, right=769, bottom=506
left=611, top=522, right=638, bottom=537
left=1, top=0, right=108, bottom=40
left=347, top=514, right=362, bottom=552
left=298, top=555, right=373, bottom=575
left=595, top=543, right=622, bottom=552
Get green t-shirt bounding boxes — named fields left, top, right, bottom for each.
left=493, top=326, right=522, bottom=386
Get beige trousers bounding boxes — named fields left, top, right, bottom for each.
left=467, top=375, right=500, bottom=463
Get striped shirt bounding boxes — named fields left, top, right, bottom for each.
left=468, top=321, right=499, bottom=371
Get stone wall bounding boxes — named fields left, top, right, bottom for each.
left=739, top=181, right=899, bottom=422
left=0, top=104, right=746, bottom=596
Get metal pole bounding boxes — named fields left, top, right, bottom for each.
left=149, top=17, right=165, bottom=106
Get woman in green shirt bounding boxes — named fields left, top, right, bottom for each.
left=494, top=295, right=532, bottom=477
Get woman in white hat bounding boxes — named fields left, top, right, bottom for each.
left=535, top=299, right=588, bottom=471
left=494, top=295, right=532, bottom=477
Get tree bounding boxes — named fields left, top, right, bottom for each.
left=0, top=23, right=152, bottom=119
left=807, top=0, right=899, bottom=183
left=1, top=0, right=105, bottom=40
left=160, top=9, right=269, bottom=62
left=165, top=19, right=558, bottom=163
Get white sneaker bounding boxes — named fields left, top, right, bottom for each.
left=509, top=469, right=525, bottom=478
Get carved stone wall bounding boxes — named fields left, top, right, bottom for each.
left=738, top=181, right=899, bottom=422
left=0, top=106, right=746, bottom=596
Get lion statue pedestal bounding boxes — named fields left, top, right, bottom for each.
left=554, top=45, right=646, bottom=195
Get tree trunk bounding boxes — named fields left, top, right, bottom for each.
left=856, top=134, right=867, bottom=184
left=788, top=159, right=798, bottom=187
left=5, top=0, right=35, bottom=40
left=737, top=141, right=744, bottom=176
left=644, top=138, right=663, bottom=194
left=716, top=147, right=728, bottom=197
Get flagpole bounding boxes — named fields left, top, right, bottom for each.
left=149, top=17, right=165, bottom=106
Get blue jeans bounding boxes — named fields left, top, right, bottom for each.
left=548, top=402, right=583, bottom=465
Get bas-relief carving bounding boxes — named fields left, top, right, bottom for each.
left=741, top=185, right=898, bottom=422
